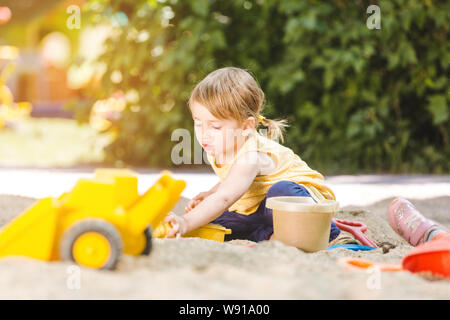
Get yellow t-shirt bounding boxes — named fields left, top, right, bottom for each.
left=206, top=132, right=336, bottom=215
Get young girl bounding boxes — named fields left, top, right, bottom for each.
left=165, top=67, right=340, bottom=242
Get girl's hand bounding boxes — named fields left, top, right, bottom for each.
left=164, top=212, right=188, bottom=238
left=185, top=191, right=211, bottom=213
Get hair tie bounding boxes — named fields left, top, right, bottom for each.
left=257, top=115, right=266, bottom=123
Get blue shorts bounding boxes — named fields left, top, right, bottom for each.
left=211, top=180, right=341, bottom=242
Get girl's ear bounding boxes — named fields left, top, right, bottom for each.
left=242, top=116, right=256, bottom=136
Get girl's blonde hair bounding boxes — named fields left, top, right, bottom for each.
left=188, top=67, right=288, bottom=142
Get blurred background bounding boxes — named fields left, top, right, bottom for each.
left=0, top=0, right=448, bottom=174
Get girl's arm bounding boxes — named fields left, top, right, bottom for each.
left=185, top=180, right=222, bottom=213
left=209, top=181, right=221, bottom=193
left=165, top=152, right=260, bottom=237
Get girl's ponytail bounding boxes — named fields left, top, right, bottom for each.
left=258, top=116, right=289, bottom=143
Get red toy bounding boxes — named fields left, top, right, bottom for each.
left=333, top=218, right=378, bottom=248
left=337, top=233, right=450, bottom=279
left=402, top=233, right=450, bottom=278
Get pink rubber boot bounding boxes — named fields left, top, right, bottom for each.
left=387, top=198, right=438, bottom=246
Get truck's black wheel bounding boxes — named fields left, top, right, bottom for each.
left=140, top=226, right=152, bottom=256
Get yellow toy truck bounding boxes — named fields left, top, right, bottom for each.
left=0, top=169, right=185, bottom=270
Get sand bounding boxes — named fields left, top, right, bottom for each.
left=0, top=194, right=449, bottom=299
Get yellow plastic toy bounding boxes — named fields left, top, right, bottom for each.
left=0, top=169, right=186, bottom=270
left=154, top=222, right=231, bottom=242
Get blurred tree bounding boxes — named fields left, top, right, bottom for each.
left=0, top=0, right=63, bottom=23
left=71, top=0, right=449, bottom=173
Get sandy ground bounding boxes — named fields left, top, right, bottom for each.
left=0, top=193, right=449, bottom=300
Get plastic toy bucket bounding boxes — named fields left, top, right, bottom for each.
left=266, top=196, right=339, bottom=252
left=184, top=224, right=231, bottom=242
left=153, top=223, right=231, bottom=242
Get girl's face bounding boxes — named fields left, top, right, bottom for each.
left=190, top=101, right=254, bottom=163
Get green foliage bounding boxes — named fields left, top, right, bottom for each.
left=74, top=0, right=450, bottom=173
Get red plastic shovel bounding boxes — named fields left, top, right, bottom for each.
left=333, top=218, right=378, bottom=248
